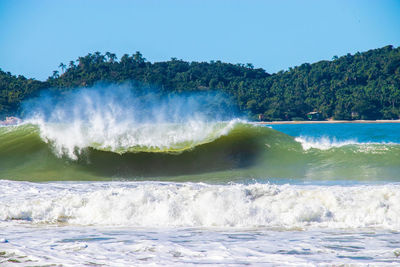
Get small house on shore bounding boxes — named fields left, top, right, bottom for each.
left=307, top=112, right=321, bottom=120
left=351, top=112, right=359, bottom=119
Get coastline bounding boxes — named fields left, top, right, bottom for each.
left=255, top=119, right=400, bottom=125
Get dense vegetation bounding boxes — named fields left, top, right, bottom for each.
left=1, top=45, right=400, bottom=120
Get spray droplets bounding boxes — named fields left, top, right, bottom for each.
left=22, top=84, right=239, bottom=159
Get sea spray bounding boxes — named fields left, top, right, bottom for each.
left=22, top=84, right=240, bottom=159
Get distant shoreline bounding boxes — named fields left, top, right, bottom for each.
left=255, top=120, right=400, bottom=125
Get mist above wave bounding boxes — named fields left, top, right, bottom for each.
left=22, top=84, right=240, bottom=159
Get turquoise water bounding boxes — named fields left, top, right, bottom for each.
left=270, top=123, right=400, bottom=144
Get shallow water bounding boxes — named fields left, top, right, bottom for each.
left=2, top=225, right=400, bottom=266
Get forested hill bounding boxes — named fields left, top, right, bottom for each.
left=1, top=45, right=400, bottom=120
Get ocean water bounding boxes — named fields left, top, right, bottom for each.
left=1, top=121, right=400, bottom=266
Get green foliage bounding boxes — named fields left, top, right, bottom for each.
left=1, top=45, right=400, bottom=120
left=0, top=70, right=47, bottom=117
left=291, top=117, right=305, bottom=121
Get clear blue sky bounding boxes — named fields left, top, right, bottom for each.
left=0, top=0, right=399, bottom=80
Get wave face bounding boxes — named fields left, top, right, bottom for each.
left=1, top=121, right=400, bottom=181
left=1, top=180, right=399, bottom=229
left=0, top=121, right=271, bottom=180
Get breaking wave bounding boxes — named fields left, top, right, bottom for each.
left=0, top=121, right=274, bottom=180
left=295, top=136, right=396, bottom=151
left=31, top=118, right=239, bottom=159
left=1, top=121, right=400, bottom=181
left=1, top=180, right=399, bottom=229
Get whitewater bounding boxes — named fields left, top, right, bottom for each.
left=1, top=87, right=400, bottom=266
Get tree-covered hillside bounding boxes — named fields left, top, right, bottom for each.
left=0, top=70, right=46, bottom=116
left=1, top=45, right=400, bottom=120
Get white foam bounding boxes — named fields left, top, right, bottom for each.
left=295, top=136, right=361, bottom=150
left=3, top=225, right=400, bottom=266
left=294, top=136, right=399, bottom=153
left=1, top=180, right=400, bottom=229
left=2, top=181, right=400, bottom=266
left=30, top=118, right=239, bottom=159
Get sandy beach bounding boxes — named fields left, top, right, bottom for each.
left=256, top=120, right=400, bottom=125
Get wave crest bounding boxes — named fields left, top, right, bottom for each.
left=295, top=136, right=399, bottom=153
left=31, top=119, right=242, bottom=159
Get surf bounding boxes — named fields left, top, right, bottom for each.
left=1, top=180, right=400, bottom=229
